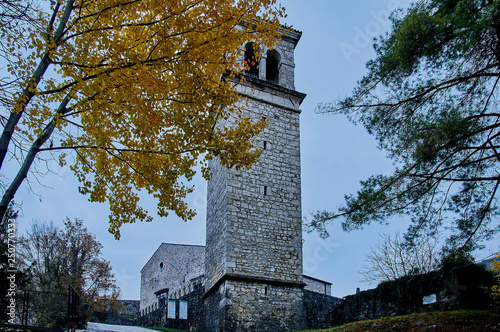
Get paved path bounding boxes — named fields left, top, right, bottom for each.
left=87, top=322, right=154, bottom=332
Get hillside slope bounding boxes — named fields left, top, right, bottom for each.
left=302, top=310, right=500, bottom=332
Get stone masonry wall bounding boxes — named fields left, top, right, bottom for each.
left=204, top=30, right=307, bottom=332
left=205, top=157, right=229, bottom=291
left=330, top=263, right=496, bottom=326
left=205, top=34, right=306, bottom=292
left=203, top=280, right=306, bottom=332
left=224, top=280, right=306, bottom=331
left=203, top=280, right=226, bottom=331
left=205, top=86, right=305, bottom=290
left=304, top=275, right=332, bottom=295
left=304, top=291, right=343, bottom=330
left=140, top=243, right=204, bottom=311
left=220, top=92, right=303, bottom=283
left=177, top=285, right=205, bottom=331
left=256, top=31, right=299, bottom=91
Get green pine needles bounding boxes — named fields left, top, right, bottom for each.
left=312, top=0, right=500, bottom=253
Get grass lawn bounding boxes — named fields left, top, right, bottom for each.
left=300, top=310, right=500, bottom=332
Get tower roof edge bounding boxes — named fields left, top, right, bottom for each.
left=283, top=28, right=302, bottom=46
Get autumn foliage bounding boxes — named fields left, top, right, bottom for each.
left=490, top=253, right=500, bottom=304
left=18, top=218, right=119, bottom=325
left=0, top=0, right=286, bottom=238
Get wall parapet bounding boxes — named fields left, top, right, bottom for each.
left=329, top=262, right=496, bottom=327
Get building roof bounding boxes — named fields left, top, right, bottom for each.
left=303, top=274, right=332, bottom=286
left=140, top=243, right=205, bottom=273
left=140, top=244, right=334, bottom=288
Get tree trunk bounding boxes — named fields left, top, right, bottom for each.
left=0, top=94, right=73, bottom=220
left=0, top=0, right=74, bottom=170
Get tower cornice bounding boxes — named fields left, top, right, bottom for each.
left=282, top=29, right=302, bottom=47
left=237, top=75, right=307, bottom=102
left=229, top=75, right=307, bottom=113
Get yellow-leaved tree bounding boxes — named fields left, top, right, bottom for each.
left=0, top=0, right=285, bottom=238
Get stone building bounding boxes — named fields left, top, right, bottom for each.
left=204, top=28, right=307, bottom=332
left=140, top=243, right=205, bottom=313
left=140, top=29, right=342, bottom=331
left=303, top=275, right=332, bottom=295
left=139, top=244, right=334, bottom=313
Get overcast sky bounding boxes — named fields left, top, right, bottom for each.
left=10, top=0, right=500, bottom=301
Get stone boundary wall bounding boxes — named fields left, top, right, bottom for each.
left=90, top=311, right=137, bottom=326
left=136, top=304, right=165, bottom=328
left=303, top=290, right=343, bottom=330
left=330, top=263, right=495, bottom=326
left=137, top=286, right=205, bottom=330
left=174, top=285, right=205, bottom=331
left=117, top=300, right=140, bottom=318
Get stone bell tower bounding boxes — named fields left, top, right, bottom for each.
left=204, top=30, right=307, bottom=331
